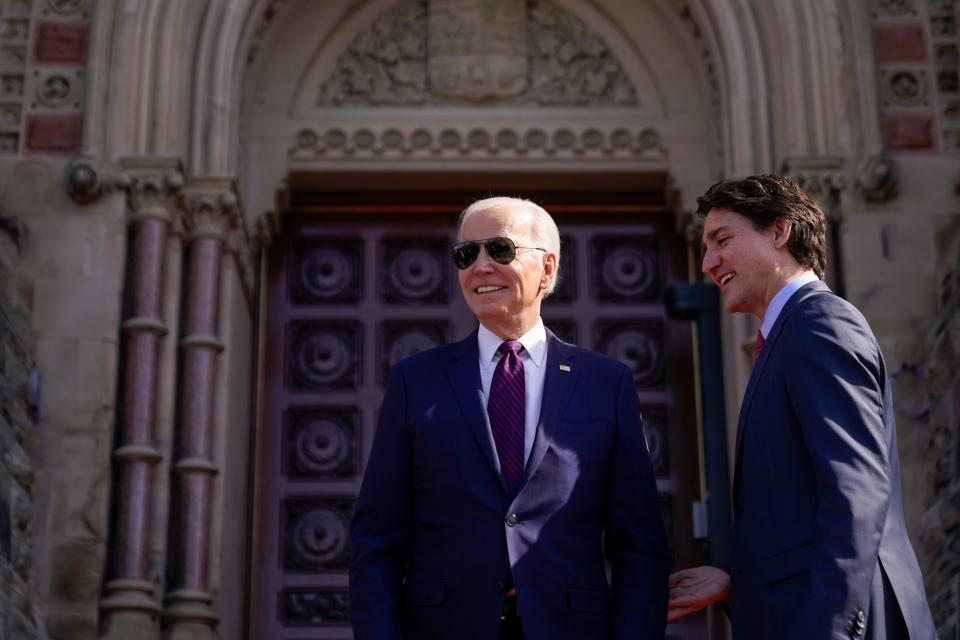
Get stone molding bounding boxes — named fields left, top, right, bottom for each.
left=317, top=0, right=638, bottom=107
left=289, top=125, right=667, bottom=161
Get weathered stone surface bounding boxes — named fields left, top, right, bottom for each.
left=49, top=538, right=101, bottom=604
left=0, top=265, right=35, bottom=638
left=919, top=218, right=960, bottom=634
left=46, top=612, right=97, bottom=640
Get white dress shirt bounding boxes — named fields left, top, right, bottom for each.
left=760, top=272, right=820, bottom=339
left=477, top=319, right=548, bottom=465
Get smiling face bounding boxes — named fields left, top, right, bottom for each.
left=457, top=205, right=557, bottom=340
left=701, top=207, right=799, bottom=319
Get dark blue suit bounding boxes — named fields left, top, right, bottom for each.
left=350, top=329, right=668, bottom=639
left=731, top=280, right=936, bottom=639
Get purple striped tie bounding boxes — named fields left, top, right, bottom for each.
left=489, top=341, right=525, bottom=495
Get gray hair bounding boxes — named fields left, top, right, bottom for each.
left=457, top=196, right=561, bottom=296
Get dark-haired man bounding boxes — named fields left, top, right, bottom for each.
left=668, top=175, right=936, bottom=639
left=351, top=197, right=668, bottom=639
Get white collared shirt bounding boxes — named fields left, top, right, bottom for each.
left=760, top=272, right=820, bottom=339
left=478, top=319, right=548, bottom=465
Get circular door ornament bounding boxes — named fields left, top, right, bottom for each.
left=291, top=508, right=348, bottom=566
left=301, top=248, right=352, bottom=298
left=601, top=246, right=656, bottom=298
left=290, top=414, right=354, bottom=477
left=288, top=322, right=360, bottom=391
left=383, top=238, right=448, bottom=303
left=290, top=238, right=362, bottom=304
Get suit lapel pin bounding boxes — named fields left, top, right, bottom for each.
left=559, top=364, right=571, bottom=372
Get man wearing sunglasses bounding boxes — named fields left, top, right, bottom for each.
left=350, top=197, right=668, bottom=639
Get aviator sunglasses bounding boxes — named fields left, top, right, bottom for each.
left=452, top=236, right=547, bottom=270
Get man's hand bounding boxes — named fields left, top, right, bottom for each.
left=667, top=566, right=730, bottom=621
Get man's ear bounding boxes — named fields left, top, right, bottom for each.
left=541, top=251, right=558, bottom=289
left=772, top=218, right=792, bottom=249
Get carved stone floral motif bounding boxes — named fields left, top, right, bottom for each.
left=317, top=0, right=638, bottom=107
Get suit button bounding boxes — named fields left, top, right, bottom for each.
left=495, top=581, right=505, bottom=593
left=857, top=610, right=865, bottom=622
left=505, top=514, right=518, bottom=527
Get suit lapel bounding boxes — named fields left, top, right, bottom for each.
left=733, top=280, right=831, bottom=493
left=518, top=332, right=578, bottom=493
left=445, top=329, right=503, bottom=488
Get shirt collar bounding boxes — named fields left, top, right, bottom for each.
left=478, top=319, right=548, bottom=369
left=760, top=272, right=820, bottom=338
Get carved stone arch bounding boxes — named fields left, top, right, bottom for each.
left=239, top=0, right=721, bottom=219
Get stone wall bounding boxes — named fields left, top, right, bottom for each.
left=919, top=209, right=960, bottom=639
left=0, top=210, right=37, bottom=637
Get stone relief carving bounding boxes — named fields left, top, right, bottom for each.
left=428, top=0, right=528, bottom=100
left=882, top=69, right=927, bottom=107
left=65, top=156, right=132, bottom=204
left=289, top=125, right=666, bottom=160
left=855, top=154, right=898, bottom=203
left=0, top=45, right=26, bottom=68
left=317, top=0, right=637, bottom=106
left=0, top=133, right=18, bottom=153
left=870, top=0, right=915, bottom=16
left=1, top=19, right=30, bottom=41
left=6, top=0, right=33, bottom=14
left=1, top=75, right=24, bottom=99
left=36, top=72, right=73, bottom=108
left=46, top=0, right=87, bottom=16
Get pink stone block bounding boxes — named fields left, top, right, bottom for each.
left=882, top=112, right=936, bottom=150
left=874, top=23, right=927, bottom=64
left=24, top=113, right=82, bottom=153
left=33, top=21, right=88, bottom=65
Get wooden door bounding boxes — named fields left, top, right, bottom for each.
left=252, top=172, right=705, bottom=639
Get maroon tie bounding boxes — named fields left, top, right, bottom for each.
left=488, top=341, right=525, bottom=495
left=752, top=330, right=765, bottom=365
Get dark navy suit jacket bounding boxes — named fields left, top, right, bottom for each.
left=350, top=328, right=668, bottom=639
left=730, top=280, right=936, bottom=640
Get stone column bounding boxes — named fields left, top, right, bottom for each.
left=101, top=157, right=184, bottom=638
left=164, top=178, right=239, bottom=639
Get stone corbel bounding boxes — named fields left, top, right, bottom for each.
left=65, top=155, right=132, bottom=204
left=855, top=153, right=898, bottom=203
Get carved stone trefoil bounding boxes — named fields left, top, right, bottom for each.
left=317, top=0, right=638, bottom=107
